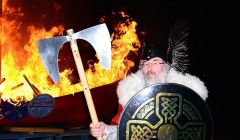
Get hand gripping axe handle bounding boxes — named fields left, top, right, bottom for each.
left=38, top=23, right=112, bottom=140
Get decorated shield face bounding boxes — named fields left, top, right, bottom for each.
left=118, top=83, right=213, bottom=140
left=28, top=94, right=55, bottom=118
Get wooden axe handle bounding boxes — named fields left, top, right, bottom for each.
left=70, top=43, right=104, bottom=140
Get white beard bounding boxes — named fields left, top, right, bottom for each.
left=144, top=64, right=170, bottom=86
left=144, top=70, right=166, bottom=86
left=117, top=64, right=208, bottom=107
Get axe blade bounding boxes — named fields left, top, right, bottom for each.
left=74, top=23, right=112, bottom=70
left=38, top=23, right=111, bottom=84
left=38, top=36, right=68, bottom=83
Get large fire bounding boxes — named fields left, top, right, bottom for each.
left=0, top=0, right=141, bottom=102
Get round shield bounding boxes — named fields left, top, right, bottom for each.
left=118, top=83, right=213, bottom=140
left=28, top=93, right=55, bottom=118
left=1, top=101, right=29, bottom=121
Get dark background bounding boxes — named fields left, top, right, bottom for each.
left=5, top=0, right=240, bottom=139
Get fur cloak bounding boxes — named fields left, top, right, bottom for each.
left=117, top=68, right=208, bottom=107
left=102, top=68, right=208, bottom=140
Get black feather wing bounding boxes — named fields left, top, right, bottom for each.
left=167, top=19, right=190, bottom=73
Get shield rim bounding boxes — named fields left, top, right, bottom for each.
left=28, top=93, right=55, bottom=118
left=117, top=83, right=213, bottom=140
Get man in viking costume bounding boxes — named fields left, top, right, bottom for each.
left=90, top=20, right=208, bottom=140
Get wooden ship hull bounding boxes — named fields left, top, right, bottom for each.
left=0, top=81, right=119, bottom=128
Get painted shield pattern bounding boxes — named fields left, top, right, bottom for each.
left=28, top=94, right=55, bottom=118
left=118, top=83, right=213, bottom=140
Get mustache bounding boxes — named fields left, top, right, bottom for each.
left=145, top=70, right=157, bottom=80
left=146, top=70, right=156, bottom=76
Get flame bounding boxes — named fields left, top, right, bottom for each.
left=0, top=1, right=141, bottom=102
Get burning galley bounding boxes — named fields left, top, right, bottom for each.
left=0, top=1, right=141, bottom=128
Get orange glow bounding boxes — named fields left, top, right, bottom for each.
left=0, top=2, right=140, bottom=102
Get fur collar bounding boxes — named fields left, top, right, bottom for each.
left=117, top=68, right=208, bottom=107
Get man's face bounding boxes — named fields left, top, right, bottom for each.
left=141, top=57, right=165, bottom=83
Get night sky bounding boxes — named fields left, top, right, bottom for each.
left=4, top=0, right=240, bottom=139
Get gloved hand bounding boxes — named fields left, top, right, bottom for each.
left=89, top=121, right=105, bottom=137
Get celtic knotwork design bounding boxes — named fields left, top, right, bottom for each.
left=183, top=103, right=201, bottom=121
left=156, top=93, right=182, bottom=124
left=179, top=126, right=205, bottom=140
left=130, top=124, right=157, bottom=140
left=161, top=97, right=178, bottom=123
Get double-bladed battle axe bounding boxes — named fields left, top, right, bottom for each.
left=38, top=23, right=111, bottom=140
